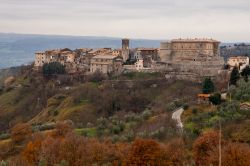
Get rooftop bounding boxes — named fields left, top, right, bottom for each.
left=171, top=38, right=220, bottom=43
left=197, top=94, right=211, bottom=98
left=92, top=54, right=118, bottom=59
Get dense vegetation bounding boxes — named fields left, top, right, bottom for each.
left=42, top=62, right=66, bottom=75
left=1, top=65, right=250, bottom=165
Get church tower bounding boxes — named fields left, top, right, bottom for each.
left=122, top=38, right=130, bottom=62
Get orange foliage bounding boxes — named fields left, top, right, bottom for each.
left=10, top=123, right=32, bottom=144
left=51, top=121, right=73, bottom=138
left=207, top=142, right=250, bottom=166
left=22, top=140, right=42, bottom=166
left=193, top=130, right=221, bottom=166
left=125, top=138, right=165, bottom=166
left=222, top=142, right=250, bottom=166
left=163, top=138, right=189, bottom=165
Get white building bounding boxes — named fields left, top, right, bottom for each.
left=227, top=56, right=249, bottom=71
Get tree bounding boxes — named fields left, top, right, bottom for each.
left=207, top=142, right=250, bottom=166
left=10, top=123, right=32, bottom=144
left=22, top=139, right=42, bottom=165
left=202, top=78, right=215, bottom=94
left=193, top=130, right=221, bottom=166
left=241, top=65, right=250, bottom=81
left=209, top=93, right=222, bottom=105
left=163, top=139, right=189, bottom=165
left=42, top=62, right=65, bottom=75
left=87, top=70, right=106, bottom=83
left=221, top=142, right=250, bottom=166
left=230, top=66, right=240, bottom=85
left=125, top=139, right=164, bottom=165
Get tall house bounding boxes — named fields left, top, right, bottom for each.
left=122, top=38, right=130, bottom=62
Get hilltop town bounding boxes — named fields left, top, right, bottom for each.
left=35, top=38, right=245, bottom=83
left=0, top=38, right=250, bottom=165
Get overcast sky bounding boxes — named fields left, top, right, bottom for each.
left=0, top=0, right=250, bottom=42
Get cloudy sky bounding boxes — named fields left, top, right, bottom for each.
left=0, top=0, right=250, bottom=41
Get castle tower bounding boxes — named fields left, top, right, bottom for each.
left=122, top=38, right=130, bottom=62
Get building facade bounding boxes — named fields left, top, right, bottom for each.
left=122, top=38, right=130, bottom=62
left=227, top=56, right=249, bottom=71
left=90, top=55, right=123, bottom=74
left=159, top=38, right=225, bottom=82
left=160, top=38, right=220, bottom=62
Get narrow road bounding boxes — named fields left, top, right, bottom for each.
left=172, top=107, right=184, bottom=128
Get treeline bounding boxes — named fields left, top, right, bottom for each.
left=1, top=122, right=250, bottom=166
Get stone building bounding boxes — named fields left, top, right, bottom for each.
left=34, top=48, right=91, bottom=73
left=227, top=56, right=249, bottom=71
left=133, top=48, right=159, bottom=67
left=159, top=38, right=225, bottom=82
left=90, top=55, right=123, bottom=74
left=122, top=39, right=130, bottom=62
left=160, top=38, right=220, bottom=62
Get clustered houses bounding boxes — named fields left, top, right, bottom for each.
left=34, top=38, right=235, bottom=83
left=34, top=47, right=124, bottom=74
left=34, top=38, right=160, bottom=75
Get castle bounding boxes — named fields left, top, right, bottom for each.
left=159, top=39, right=225, bottom=82
left=34, top=38, right=226, bottom=82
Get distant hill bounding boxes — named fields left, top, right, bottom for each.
left=0, top=33, right=161, bottom=69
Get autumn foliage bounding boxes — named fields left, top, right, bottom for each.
left=10, top=123, right=32, bottom=144
left=193, top=129, right=250, bottom=166
left=193, top=130, right=221, bottom=166
left=125, top=139, right=164, bottom=165
left=1, top=123, right=250, bottom=166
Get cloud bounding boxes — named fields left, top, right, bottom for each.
left=0, top=0, right=250, bottom=41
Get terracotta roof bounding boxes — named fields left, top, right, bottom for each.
left=197, top=94, right=211, bottom=98
left=92, top=55, right=118, bottom=59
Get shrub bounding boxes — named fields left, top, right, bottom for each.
left=87, top=71, right=106, bottom=83
left=0, top=133, right=10, bottom=140
left=10, top=123, right=32, bottom=144
left=192, top=108, right=198, bottom=114
left=202, top=78, right=215, bottom=94
left=209, top=93, right=222, bottom=105
left=183, top=104, right=189, bottom=110
left=142, top=109, right=152, bottom=120
left=42, top=62, right=65, bottom=75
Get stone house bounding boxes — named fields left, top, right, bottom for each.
left=227, top=56, right=249, bottom=71
left=90, top=55, right=123, bottom=74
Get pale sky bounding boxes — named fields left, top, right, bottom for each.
left=0, top=0, right=250, bottom=42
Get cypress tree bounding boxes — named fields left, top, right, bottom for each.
left=202, top=78, right=215, bottom=94
left=230, top=66, right=240, bottom=85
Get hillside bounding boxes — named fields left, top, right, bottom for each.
left=0, top=67, right=200, bottom=132
left=0, top=66, right=250, bottom=165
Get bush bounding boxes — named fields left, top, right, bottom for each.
left=209, top=93, right=222, bottom=105
left=142, top=109, right=152, bottom=120
left=42, top=62, right=65, bottom=75
left=202, top=78, right=215, bottom=94
left=0, top=133, right=10, bottom=140
left=10, top=123, right=32, bottom=144
left=87, top=71, right=106, bottom=83
left=183, top=104, right=189, bottom=110
left=192, top=108, right=198, bottom=114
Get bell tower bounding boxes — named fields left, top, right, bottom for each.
left=122, top=38, right=130, bottom=62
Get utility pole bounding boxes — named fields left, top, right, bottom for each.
left=219, top=119, right=222, bottom=166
